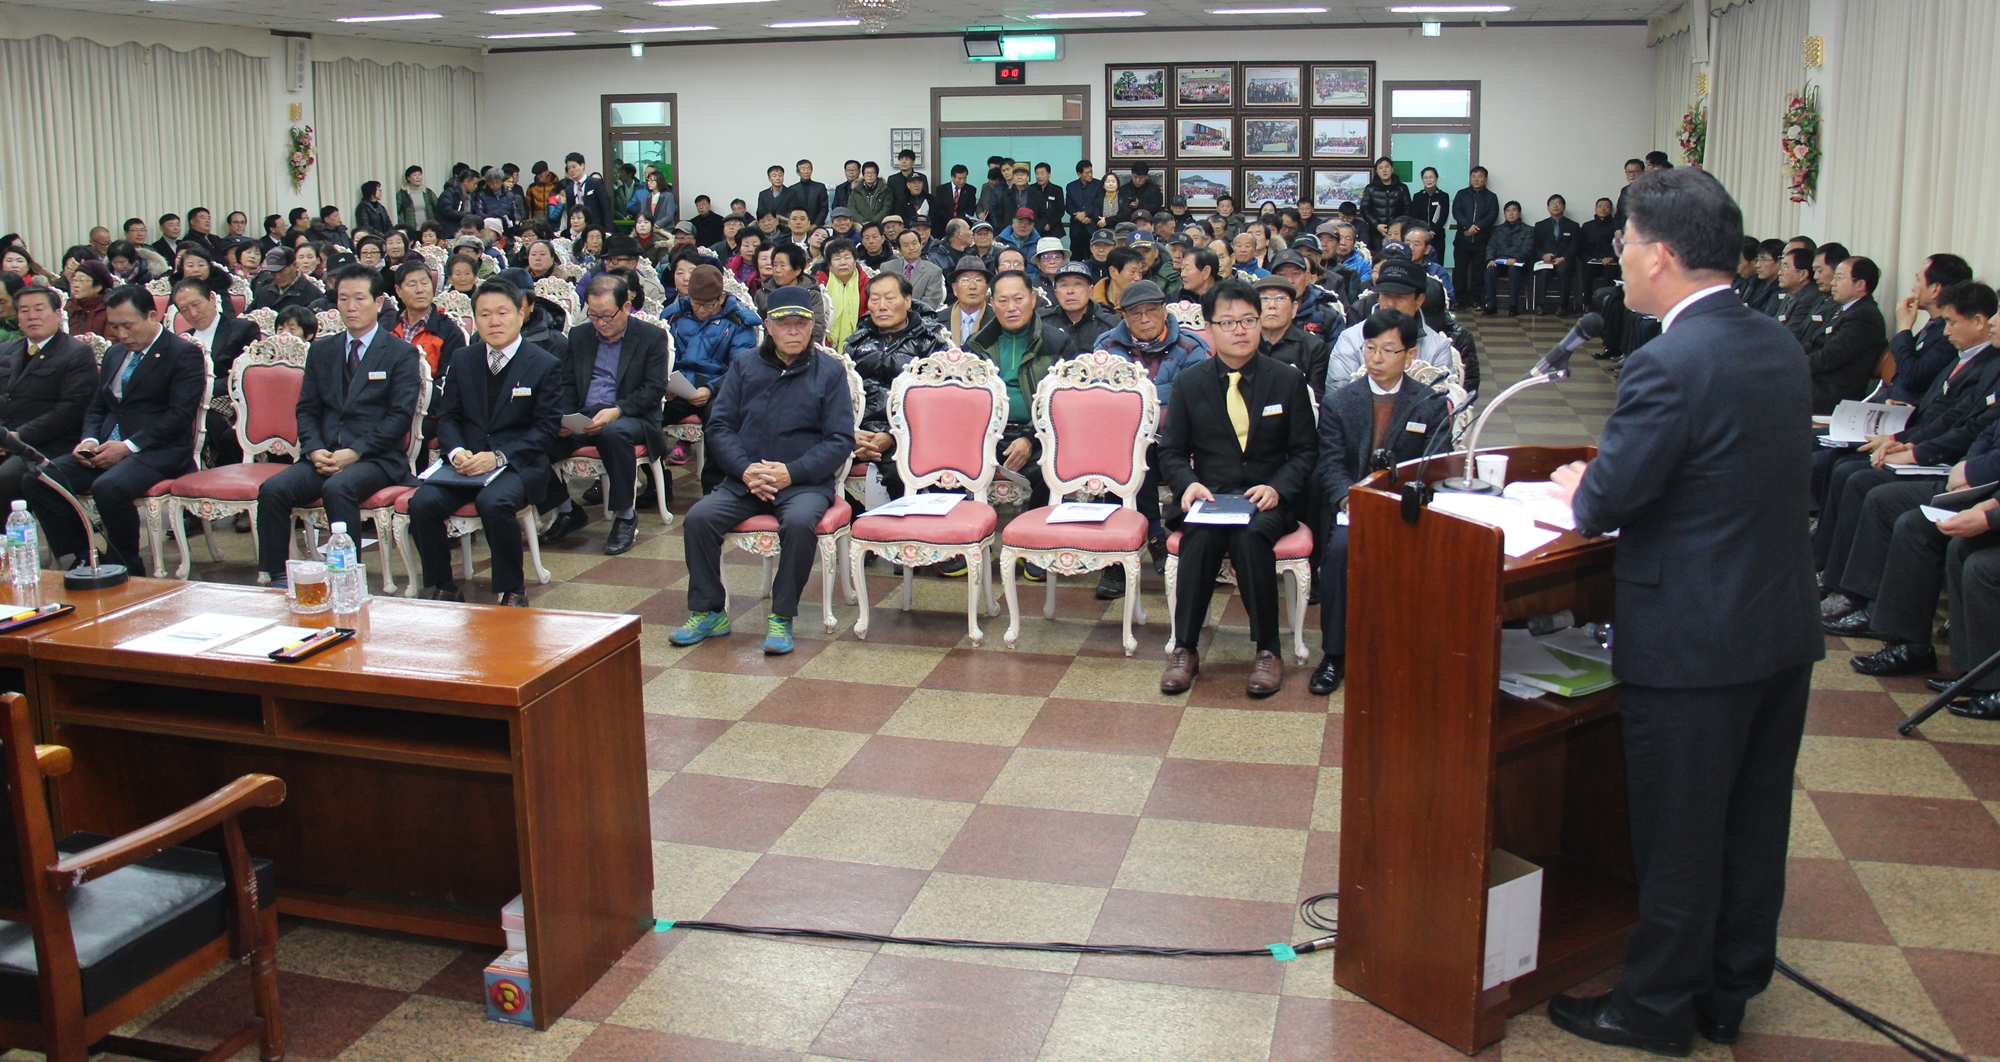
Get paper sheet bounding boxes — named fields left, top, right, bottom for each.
left=1429, top=492, right=1536, bottom=534
left=1503, top=526, right=1564, bottom=558
left=865, top=493, right=963, bottom=518
left=117, top=614, right=274, bottom=656
left=1824, top=400, right=1913, bottom=442
left=1046, top=502, right=1120, bottom=524
left=561, top=412, right=596, bottom=434
left=1536, top=625, right=1612, bottom=665
left=1501, top=481, right=1578, bottom=531
left=211, top=625, right=323, bottom=658
left=1921, top=505, right=1958, bottom=524
left=666, top=371, right=698, bottom=400
left=1893, top=465, right=1954, bottom=476
left=1500, top=628, right=1585, bottom=678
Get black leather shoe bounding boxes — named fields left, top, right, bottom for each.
left=1938, top=620, right=1951, bottom=641
left=1547, top=993, right=1692, bottom=1058
left=1823, top=609, right=1877, bottom=637
left=422, top=585, right=464, bottom=602
left=1095, top=566, right=1126, bottom=600
left=1697, top=1014, right=1742, bottom=1045
left=498, top=591, right=530, bottom=607
left=582, top=482, right=603, bottom=506
left=604, top=515, right=638, bottom=556
left=1927, top=676, right=1960, bottom=693
left=1949, top=691, right=2000, bottom=721
left=540, top=506, right=591, bottom=545
left=1820, top=591, right=1862, bottom=619
left=1851, top=641, right=1937, bottom=676
left=1309, top=654, right=1344, bottom=695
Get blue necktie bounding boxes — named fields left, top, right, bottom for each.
left=109, top=350, right=141, bottom=441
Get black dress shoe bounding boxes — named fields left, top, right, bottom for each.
left=603, top=515, right=638, bottom=556
left=1927, top=676, right=1960, bottom=693
left=233, top=511, right=252, bottom=533
left=1820, top=591, right=1862, bottom=619
left=1949, top=691, right=2000, bottom=721
left=1823, top=609, right=1877, bottom=637
left=1547, top=993, right=1692, bottom=1058
left=582, top=482, right=603, bottom=506
left=1309, top=654, right=1344, bottom=695
left=498, top=591, right=530, bottom=607
left=1938, top=619, right=1951, bottom=641
left=1095, top=566, right=1125, bottom=600
left=422, top=585, right=464, bottom=602
left=1696, top=1014, right=1742, bottom=1045
left=539, top=506, right=591, bottom=545
left=1850, top=641, right=1937, bottom=676
left=1149, top=532, right=1169, bottom=577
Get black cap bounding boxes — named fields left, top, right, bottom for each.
left=1089, top=229, right=1116, bottom=246
left=1372, top=257, right=1428, bottom=295
left=1253, top=274, right=1298, bottom=297
left=1119, top=280, right=1167, bottom=309
left=601, top=235, right=643, bottom=260
left=1056, top=261, right=1095, bottom=280
left=949, top=255, right=994, bottom=282
left=1170, top=195, right=1188, bottom=207
left=1268, top=249, right=1311, bottom=272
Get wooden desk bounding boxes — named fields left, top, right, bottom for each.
left=22, top=579, right=651, bottom=1029
left=0, top=573, right=183, bottom=670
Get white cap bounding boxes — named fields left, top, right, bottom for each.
left=331, top=521, right=347, bottom=533
left=9, top=500, right=23, bottom=511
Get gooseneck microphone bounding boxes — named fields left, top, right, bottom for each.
left=1439, top=313, right=1604, bottom=496
left=1530, top=312, right=1606, bottom=378
left=0, top=424, right=129, bottom=590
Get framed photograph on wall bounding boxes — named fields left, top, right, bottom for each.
left=1242, top=65, right=1303, bottom=107
left=1175, top=65, right=1235, bottom=108
left=1313, top=168, right=1372, bottom=211
left=1176, top=168, right=1233, bottom=209
left=1243, top=168, right=1302, bottom=208
left=1176, top=117, right=1233, bottom=158
left=1311, top=63, right=1373, bottom=109
left=1108, top=67, right=1168, bottom=109
left=1110, top=118, right=1168, bottom=159
left=1310, top=117, right=1372, bottom=160
left=1242, top=117, right=1301, bottom=159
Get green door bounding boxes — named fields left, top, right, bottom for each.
left=940, top=134, right=1083, bottom=189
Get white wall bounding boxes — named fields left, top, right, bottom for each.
left=481, top=23, right=1652, bottom=222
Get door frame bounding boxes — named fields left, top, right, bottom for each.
left=930, top=85, right=1093, bottom=179
left=599, top=93, right=679, bottom=185
left=1381, top=81, right=1480, bottom=170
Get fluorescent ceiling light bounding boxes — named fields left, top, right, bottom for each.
left=488, top=3, right=598, bottom=12
left=768, top=17, right=860, bottom=26
left=1029, top=9, right=1144, bottom=16
left=335, top=11, right=443, bottom=20
left=484, top=29, right=578, bottom=37
left=1388, top=4, right=1512, bottom=11
left=653, top=0, right=778, bottom=6
left=618, top=23, right=716, bottom=31
left=1209, top=5, right=1325, bottom=11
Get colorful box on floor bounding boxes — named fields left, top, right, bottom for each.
left=484, top=950, right=533, bottom=1026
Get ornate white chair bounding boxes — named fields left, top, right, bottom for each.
left=1161, top=525, right=1316, bottom=665
left=292, top=360, right=433, bottom=594
left=243, top=307, right=277, bottom=335
left=72, top=334, right=110, bottom=366
left=434, top=290, right=474, bottom=338
left=162, top=335, right=308, bottom=578
left=553, top=263, right=586, bottom=283
left=998, top=352, right=1158, bottom=655
left=533, top=277, right=583, bottom=330
left=847, top=348, right=1006, bottom=645
left=143, top=277, right=171, bottom=317
left=313, top=309, right=343, bottom=337
left=119, top=352, right=214, bottom=578
left=388, top=435, right=553, bottom=596
left=550, top=237, right=574, bottom=265
left=228, top=274, right=252, bottom=313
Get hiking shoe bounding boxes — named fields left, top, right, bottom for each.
left=669, top=610, right=732, bottom=646
left=763, top=614, right=795, bottom=655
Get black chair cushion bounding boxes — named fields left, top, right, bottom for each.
left=0, top=833, right=276, bottom=1023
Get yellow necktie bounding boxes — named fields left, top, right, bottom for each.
left=1225, top=370, right=1250, bottom=451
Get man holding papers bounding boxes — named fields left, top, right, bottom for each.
left=407, top=278, right=563, bottom=606
left=1156, top=279, right=1317, bottom=697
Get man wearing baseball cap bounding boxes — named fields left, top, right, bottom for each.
left=945, top=255, right=995, bottom=346
left=672, top=286, right=855, bottom=655
left=1041, top=260, right=1119, bottom=352
left=1323, top=256, right=1465, bottom=391
left=999, top=207, right=1039, bottom=251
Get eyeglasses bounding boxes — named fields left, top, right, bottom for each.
left=586, top=310, right=624, bottom=323
left=1613, top=235, right=1654, bottom=256
left=1210, top=316, right=1260, bottom=332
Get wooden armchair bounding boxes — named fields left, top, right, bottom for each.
left=0, top=692, right=287, bottom=1062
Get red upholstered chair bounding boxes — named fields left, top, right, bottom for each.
left=998, top=352, right=1158, bottom=655
left=550, top=327, right=676, bottom=527
left=847, top=348, right=1007, bottom=645
left=1161, top=524, right=1316, bottom=664
left=163, top=335, right=308, bottom=578
left=290, top=359, right=434, bottom=594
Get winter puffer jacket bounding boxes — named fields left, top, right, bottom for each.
left=843, top=302, right=952, bottom=434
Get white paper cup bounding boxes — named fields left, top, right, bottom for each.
left=1475, top=453, right=1509, bottom=487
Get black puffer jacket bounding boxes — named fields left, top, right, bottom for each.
left=843, top=302, right=952, bottom=434
left=1358, top=176, right=1411, bottom=237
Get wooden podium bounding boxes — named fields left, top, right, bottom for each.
left=1335, top=445, right=1637, bottom=1054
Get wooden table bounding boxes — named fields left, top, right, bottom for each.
left=18, top=579, right=651, bottom=1029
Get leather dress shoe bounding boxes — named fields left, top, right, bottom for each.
left=603, top=515, right=638, bottom=555
left=1850, top=641, right=1937, bottom=676
left=1160, top=647, right=1199, bottom=694
left=1927, top=676, right=1960, bottom=693
left=1309, top=654, right=1345, bottom=695
left=540, top=506, right=592, bottom=545
left=1697, top=1013, right=1742, bottom=1045
left=1949, top=691, right=2000, bottom=721
left=498, top=591, right=530, bottom=607
left=1823, top=609, right=1877, bottom=637
left=1820, top=591, right=1862, bottom=619
left=1246, top=650, right=1284, bottom=697
left=422, top=585, right=464, bottom=602
left=1547, top=993, right=1693, bottom=1058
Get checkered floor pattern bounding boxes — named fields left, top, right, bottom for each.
left=59, top=314, right=2000, bottom=1062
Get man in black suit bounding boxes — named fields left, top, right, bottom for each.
left=1803, top=255, right=1888, bottom=414
left=1530, top=194, right=1581, bottom=314
left=253, top=265, right=422, bottom=585
left=561, top=152, right=614, bottom=231
left=0, top=287, right=96, bottom=507
left=169, top=279, right=261, bottom=468
left=934, top=165, right=980, bottom=226
left=25, top=284, right=207, bottom=572
left=788, top=160, right=830, bottom=224
left=407, top=279, right=563, bottom=606
left=1157, top=279, right=1318, bottom=698
left=537, top=274, right=668, bottom=556
left=1546, top=168, right=1823, bottom=1057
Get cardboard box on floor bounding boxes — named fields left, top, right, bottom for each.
left=1483, top=849, right=1544, bottom=990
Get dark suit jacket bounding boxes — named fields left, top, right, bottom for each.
left=197, top=316, right=262, bottom=397
left=85, top=330, right=208, bottom=476
left=562, top=317, right=669, bottom=453
left=296, top=330, right=424, bottom=479
left=1571, top=290, right=1823, bottom=688
left=1157, top=354, right=1318, bottom=512
left=563, top=175, right=614, bottom=230
left=1315, top=373, right=1453, bottom=506
left=0, top=333, right=98, bottom=453
left=1806, top=294, right=1888, bottom=414
left=934, top=183, right=979, bottom=224
left=435, top=341, right=564, bottom=499
left=1531, top=217, right=1580, bottom=261
left=1897, top=343, right=2000, bottom=466
left=1260, top=327, right=1331, bottom=398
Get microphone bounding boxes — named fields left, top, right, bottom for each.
left=0, top=426, right=49, bottom=467
left=1439, top=316, right=1603, bottom=497
left=1529, top=312, right=1604, bottom=379
left=0, top=424, right=130, bottom=591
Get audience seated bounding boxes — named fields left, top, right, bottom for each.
left=965, top=271, right=1076, bottom=518
left=1255, top=275, right=1330, bottom=398
left=1773, top=247, right=1827, bottom=349
left=1887, top=253, right=1976, bottom=404
left=662, top=264, right=761, bottom=488
left=0, top=286, right=94, bottom=509
left=845, top=272, right=952, bottom=500
left=1481, top=201, right=1534, bottom=316
left=1530, top=194, right=1581, bottom=315
left=171, top=279, right=261, bottom=467
left=1577, top=197, right=1621, bottom=294
left=1803, top=255, right=1887, bottom=415
left=1039, top=261, right=1118, bottom=351
left=1325, top=258, right=1464, bottom=392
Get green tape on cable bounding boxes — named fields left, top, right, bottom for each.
left=1267, top=943, right=1297, bottom=961
left=653, top=920, right=676, bottom=932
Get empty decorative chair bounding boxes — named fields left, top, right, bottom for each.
left=162, top=334, right=309, bottom=578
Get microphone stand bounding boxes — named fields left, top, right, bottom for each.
left=0, top=425, right=128, bottom=590
left=1437, top=366, right=1570, bottom=496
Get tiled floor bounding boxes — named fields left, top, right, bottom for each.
left=68, top=314, right=2000, bottom=1062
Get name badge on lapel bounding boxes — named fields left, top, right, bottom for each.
left=511, top=386, right=533, bottom=397
left=368, top=371, right=388, bottom=381
left=1261, top=403, right=1283, bottom=416
left=1405, top=421, right=1428, bottom=434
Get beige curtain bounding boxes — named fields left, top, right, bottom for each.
left=312, top=58, right=482, bottom=228
left=0, top=35, right=268, bottom=266
left=1652, top=30, right=1695, bottom=159
left=1706, top=0, right=1808, bottom=239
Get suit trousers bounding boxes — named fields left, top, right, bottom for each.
left=1532, top=262, right=1576, bottom=311
left=1453, top=237, right=1488, bottom=308
left=1317, top=522, right=1350, bottom=656
left=254, top=460, right=397, bottom=577
left=24, top=454, right=169, bottom=572
left=0, top=455, right=33, bottom=510
left=207, top=410, right=242, bottom=468
left=1834, top=479, right=1941, bottom=605
left=1810, top=447, right=1860, bottom=514
left=1581, top=261, right=1622, bottom=294
left=1483, top=262, right=1528, bottom=310
left=1812, top=457, right=1889, bottom=577
left=408, top=470, right=530, bottom=594
left=1172, top=508, right=1292, bottom=655
left=543, top=419, right=647, bottom=516
left=1948, top=537, right=2000, bottom=690
left=1867, top=512, right=1969, bottom=646
left=682, top=488, right=831, bottom=619
left=1612, top=663, right=1813, bottom=1036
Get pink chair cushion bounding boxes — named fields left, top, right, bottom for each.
left=1048, top=388, right=1142, bottom=487
left=902, top=384, right=994, bottom=482
left=230, top=294, right=247, bottom=313
left=144, top=480, right=175, bottom=498
left=308, top=485, right=416, bottom=512
left=732, top=497, right=852, bottom=537
left=1001, top=505, right=1147, bottom=551
left=241, top=364, right=304, bottom=447
left=1166, top=523, right=1314, bottom=559
left=392, top=490, right=482, bottom=517
left=852, top=501, right=997, bottom=545
left=169, top=463, right=287, bottom=501
left=566, top=444, right=652, bottom=462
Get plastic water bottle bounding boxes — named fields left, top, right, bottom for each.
left=324, top=521, right=365, bottom=613
left=7, top=501, right=37, bottom=595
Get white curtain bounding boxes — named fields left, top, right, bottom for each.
left=312, top=58, right=482, bottom=228
left=1706, top=0, right=1808, bottom=239
left=0, top=35, right=268, bottom=267
left=1652, top=30, right=1695, bottom=160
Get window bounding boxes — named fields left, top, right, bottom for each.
left=931, top=86, right=1091, bottom=191
left=1383, top=81, right=1480, bottom=194
left=600, top=94, right=678, bottom=203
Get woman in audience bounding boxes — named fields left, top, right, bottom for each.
left=1100, top=174, right=1120, bottom=226
left=818, top=239, right=868, bottom=351
left=630, top=170, right=677, bottom=229
left=221, top=241, right=258, bottom=277
left=272, top=304, right=317, bottom=341
left=444, top=256, right=480, bottom=298
left=418, top=222, right=445, bottom=247
left=57, top=245, right=97, bottom=295
left=574, top=226, right=606, bottom=267
left=727, top=230, right=764, bottom=290
left=523, top=240, right=560, bottom=284
left=356, top=181, right=393, bottom=236
left=0, top=246, right=45, bottom=287
left=172, top=246, right=235, bottom=312
left=632, top=215, right=658, bottom=252
left=561, top=207, right=589, bottom=245
left=291, top=242, right=323, bottom=284
left=66, top=261, right=112, bottom=335
left=1361, top=156, right=1411, bottom=251
left=106, top=240, right=149, bottom=284
left=381, top=230, right=411, bottom=268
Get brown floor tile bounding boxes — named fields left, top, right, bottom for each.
left=1806, top=689, right=1912, bottom=738
left=1075, top=618, right=1152, bottom=657
left=564, top=960, right=658, bottom=1023
left=703, top=854, right=929, bottom=945
left=567, top=1024, right=802, bottom=1061
left=1776, top=858, right=1895, bottom=944
left=1931, top=741, right=2000, bottom=801
left=1320, top=714, right=1344, bottom=767
left=1300, top=830, right=1341, bottom=901
left=827, top=735, right=1014, bottom=802
left=1186, top=664, right=1333, bottom=712
left=1075, top=890, right=1296, bottom=995
left=809, top=953, right=1070, bottom=1062
left=838, top=593, right=980, bottom=647
left=414, top=946, right=505, bottom=1003
left=1269, top=995, right=1338, bottom=1062
left=571, top=556, right=688, bottom=587
left=677, top=627, right=834, bottom=676
left=1019, top=698, right=1183, bottom=757
left=651, top=772, right=822, bottom=852
left=921, top=647, right=1074, bottom=696
left=146, top=968, right=409, bottom=1062
left=1901, top=946, right=2000, bottom=1056
left=1811, top=791, right=2000, bottom=868
left=1729, top=1030, right=1914, bottom=1060
left=936, top=804, right=1139, bottom=888
left=1141, top=759, right=1320, bottom=830
left=1316, top=998, right=1498, bottom=1061
left=646, top=714, right=736, bottom=772
left=741, top=677, right=912, bottom=733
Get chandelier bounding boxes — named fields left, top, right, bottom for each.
left=831, top=0, right=907, bottom=33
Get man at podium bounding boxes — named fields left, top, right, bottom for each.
left=1546, top=168, right=1823, bottom=1057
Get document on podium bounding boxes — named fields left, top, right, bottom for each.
left=1824, top=400, right=1913, bottom=442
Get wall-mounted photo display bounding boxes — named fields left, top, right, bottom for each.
left=1242, top=65, right=1303, bottom=107
left=1175, top=65, right=1235, bottom=108
left=1243, top=168, right=1302, bottom=209
left=1110, top=118, right=1169, bottom=159
left=1175, top=168, right=1234, bottom=209
left=1176, top=117, right=1234, bottom=158
left=1243, top=117, right=1302, bottom=159
left=1310, top=117, right=1373, bottom=160
left=1311, top=64, right=1374, bottom=109
left=1108, top=66, right=1168, bottom=109
left=1312, top=168, right=1372, bottom=211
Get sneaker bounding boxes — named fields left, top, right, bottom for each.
left=1020, top=560, right=1046, bottom=583
left=936, top=556, right=969, bottom=578
left=666, top=443, right=690, bottom=466
left=669, top=610, right=732, bottom=646
left=1095, top=566, right=1125, bottom=599
left=763, top=614, right=795, bottom=655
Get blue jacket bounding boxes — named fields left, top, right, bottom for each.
left=663, top=295, right=762, bottom=391
left=707, top=346, right=855, bottom=501
left=1096, top=314, right=1212, bottom=409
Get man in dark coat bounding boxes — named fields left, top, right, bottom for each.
left=0, top=287, right=96, bottom=508
left=1804, top=256, right=1889, bottom=415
